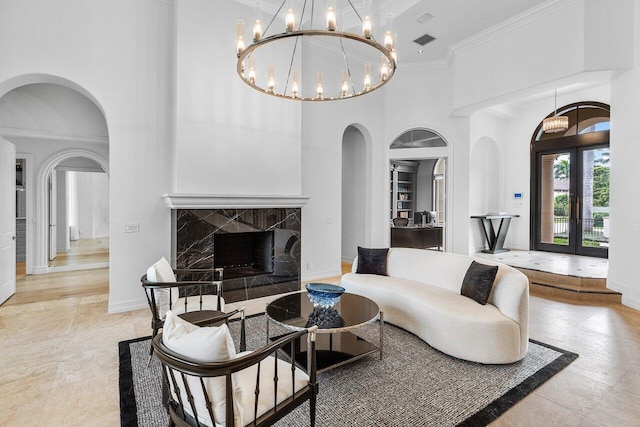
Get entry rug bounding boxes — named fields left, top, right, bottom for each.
left=119, top=315, right=577, bottom=427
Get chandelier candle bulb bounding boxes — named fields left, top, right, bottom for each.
left=248, top=57, right=256, bottom=84
left=292, top=70, right=299, bottom=98
left=381, top=61, right=389, bottom=81
left=286, top=9, right=295, bottom=32
left=316, top=72, right=324, bottom=100
left=267, top=66, right=275, bottom=93
left=384, top=30, right=393, bottom=50
left=253, top=20, right=262, bottom=42
left=327, top=7, right=337, bottom=31
left=364, top=62, right=371, bottom=91
left=363, top=16, right=372, bottom=38
left=341, top=70, right=349, bottom=97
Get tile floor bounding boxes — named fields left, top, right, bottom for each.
left=1, top=267, right=640, bottom=426
left=475, top=250, right=608, bottom=279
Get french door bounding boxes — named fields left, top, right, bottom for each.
left=533, top=136, right=609, bottom=257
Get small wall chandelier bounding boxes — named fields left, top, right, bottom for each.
left=542, top=89, right=569, bottom=133
left=235, top=0, right=397, bottom=101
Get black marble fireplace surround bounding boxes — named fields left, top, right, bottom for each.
left=174, top=208, right=301, bottom=303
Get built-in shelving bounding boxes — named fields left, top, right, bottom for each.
left=390, top=161, right=418, bottom=220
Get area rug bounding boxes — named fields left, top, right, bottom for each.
left=119, top=315, right=577, bottom=427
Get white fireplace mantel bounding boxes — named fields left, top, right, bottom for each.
left=162, top=194, right=310, bottom=209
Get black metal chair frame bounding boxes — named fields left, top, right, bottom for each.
left=153, top=326, right=318, bottom=427
left=142, top=268, right=246, bottom=363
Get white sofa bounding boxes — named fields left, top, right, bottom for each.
left=341, top=248, right=529, bottom=364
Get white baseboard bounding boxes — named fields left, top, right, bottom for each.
left=32, top=266, right=49, bottom=274
left=607, top=279, right=640, bottom=311
left=109, top=298, right=147, bottom=314
left=48, top=262, right=109, bottom=273
left=341, top=256, right=354, bottom=264
left=302, top=269, right=343, bottom=282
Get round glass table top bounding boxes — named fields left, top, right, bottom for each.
left=266, top=291, right=380, bottom=333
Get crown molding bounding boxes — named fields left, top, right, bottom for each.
left=450, top=0, right=577, bottom=56
left=0, top=126, right=108, bottom=144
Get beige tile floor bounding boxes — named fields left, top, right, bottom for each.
left=1, top=268, right=640, bottom=426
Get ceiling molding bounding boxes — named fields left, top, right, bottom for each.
left=0, top=126, right=108, bottom=144
left=450, top=0, right=576, bottom=56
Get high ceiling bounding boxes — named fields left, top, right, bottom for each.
left=235, top=0, right=550, bottom=64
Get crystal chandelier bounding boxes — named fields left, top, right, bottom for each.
left=542, top=89, right=569, bottom=133
left=235, top=0, right=397, bottom=101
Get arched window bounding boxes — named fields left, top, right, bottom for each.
left=531, top=102, right=609, bottom=258
left=533, top=102, right=610, bottom=141
left=390, top=129, right=447, bottom=149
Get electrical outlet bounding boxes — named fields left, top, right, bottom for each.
left=124, top=223, right=139, bottom=233
left=307, top=262, right=312, bottom=270
left=635, top=222, right=640, bottom=232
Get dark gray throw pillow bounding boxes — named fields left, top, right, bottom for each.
left=356, top=246, right=389, bottom=276
left=460, top=261, right=499, bottom=305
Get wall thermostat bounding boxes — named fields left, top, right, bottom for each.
left=513, top=192, right=523, bottom=199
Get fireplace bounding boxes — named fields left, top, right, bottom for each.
left=172, top=207, right=302, bottom=303
left=214, top=231, right=274, bottom=279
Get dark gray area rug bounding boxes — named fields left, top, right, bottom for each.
left=119, top=315, right=577, bottom=427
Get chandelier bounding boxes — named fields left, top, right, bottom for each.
left=542, top=89, right=569, bottom=133
left=235, top=1, right=397, bottom=101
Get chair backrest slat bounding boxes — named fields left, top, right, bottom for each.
left=180, top=372, right=201, bottom=427
left=273, top=354, right=278, bottom=413
left=199, top=377, right=216, bottom=426
left=253, top=361, right=262, bottom=426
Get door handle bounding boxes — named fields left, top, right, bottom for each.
left=576, top=196, right=581, bottom=224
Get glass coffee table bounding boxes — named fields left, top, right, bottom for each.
left=266, top=291, right=383, bottom=373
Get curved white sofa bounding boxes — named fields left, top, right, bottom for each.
left=341, top=248, right=529, bottom=364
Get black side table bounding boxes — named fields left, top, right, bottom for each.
left=471, top=214, right=520, bottom=254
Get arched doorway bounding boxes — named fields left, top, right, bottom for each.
left=0, top=80, right=109, bottom=273
left=389, top=128, right=449, bottom=251
left=530, top=102, right=610, bottom=257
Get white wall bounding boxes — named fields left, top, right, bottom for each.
left=76, top=172, right=109, bottom=239
left=452, top=0, right=632, bottom=113
left=55, top=171, right=69, bottom=253
left=609, top=2, right=640, bottom=309
left=341, top=126, right=366, bottom=263
left=174, top=0, right=302, bottom=196
left=0, top=0, right=174, bottom=312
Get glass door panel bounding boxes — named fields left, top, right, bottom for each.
left=538, top=152, right=572, bottom=250
left=577, top=147, right=609, bottom=256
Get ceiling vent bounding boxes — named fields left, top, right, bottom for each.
left=415, top=12, right=434, bottom=24
left=413, top=33, right=436, bottom=46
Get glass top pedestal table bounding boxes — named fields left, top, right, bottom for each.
left=266, top=291, right=383, bottom=373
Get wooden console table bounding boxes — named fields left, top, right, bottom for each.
left=471, top=214, right=519, bottom=254
left=391, top=226, right=443, bottom=250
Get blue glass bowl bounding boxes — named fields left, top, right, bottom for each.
left=305, top=283, right=345, bottom=307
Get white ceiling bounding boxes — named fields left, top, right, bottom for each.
left=237, top=0, right=551, bottom=64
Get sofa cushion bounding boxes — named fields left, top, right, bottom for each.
left=356, top=246, right=389, bottom=276
left=460, top=261, right=499, bottom=305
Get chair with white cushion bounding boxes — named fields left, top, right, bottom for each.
left=153, top=312, right=318, bottom=427
left=142, top=257, right=245, bottom=363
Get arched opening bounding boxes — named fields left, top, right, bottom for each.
left=531, top=102, right=610, bottom=257
left=389, top=128, right=449, bottom=251
left=0, top=80, right=110, bottom=274
left=341, top=125, right=369, bottom=263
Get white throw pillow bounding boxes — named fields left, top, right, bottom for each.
left=146, top=258, right=178, bottom=318
left=153, top=257, right=177, bottom=282
left=162, top=311, right=243, bottom=427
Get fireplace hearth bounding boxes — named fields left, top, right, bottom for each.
left=173, top=208, right=301, bottom=303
